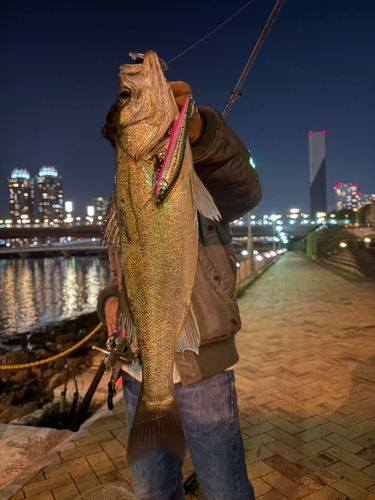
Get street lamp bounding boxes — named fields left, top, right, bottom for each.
left=65, top=201, right=73, bottom=224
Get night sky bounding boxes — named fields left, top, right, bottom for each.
left=0, top=0, right=374, bottom=218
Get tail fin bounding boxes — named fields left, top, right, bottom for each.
left=127, top=387, right=186, bottom=462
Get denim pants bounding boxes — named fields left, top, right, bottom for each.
left=122, top=370, right=255, bottom=500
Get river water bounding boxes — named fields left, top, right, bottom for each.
left=0, top=257, right=112, bottom=336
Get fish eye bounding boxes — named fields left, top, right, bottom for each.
left=119, top=90, right=130, bottom=103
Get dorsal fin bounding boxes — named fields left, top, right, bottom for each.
left=101, top=189, right=121, bottom=249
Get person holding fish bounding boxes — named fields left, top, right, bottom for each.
left=97, top=51, right=261, bottom=500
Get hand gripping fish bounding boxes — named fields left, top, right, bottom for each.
left=102, top=50, right=220, bottom=462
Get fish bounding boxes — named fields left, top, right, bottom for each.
left=102, top=50, right=220, bottom=462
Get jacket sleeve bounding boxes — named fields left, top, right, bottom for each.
left=96, top=245, right=121, bottom=325
left=191, top=106, right=261, bottom=223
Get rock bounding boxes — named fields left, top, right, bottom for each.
left=2, top=333, right=27, bottom=347
left=0, top=392, right=14, bottom=411
left=0, top=402, right=38, bottom=423
left=13, top=369, right=31, bottom=384
left=77, top=328, right=87, bottom=338
left=46, top=342, right=60, bottom=353
left=53, top=359, right=65, bottom=371
left=34, top=348, right=52, bottom=360
left=44, top=368, right=55, bottom=379
left=56, top=333, right=76, bottom=344
left=46, top=372, right=65, bottom=393
left=67, top=357, right=85, bottom=371
left=61, top=341, right=75, bottom=351
left=60, top=321, right=78, bottom=334
left=29, top=332, right=47, bottom=344
left=31, top=367, right=43, bottom=380
left=14, top=388, right=26, bottom=401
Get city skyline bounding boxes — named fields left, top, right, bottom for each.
left=0, top=0, right=374, bottom=219
left=2, top=163, right=373, bottom=221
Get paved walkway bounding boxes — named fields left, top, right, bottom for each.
left=7, top=253, right=375, bottom=500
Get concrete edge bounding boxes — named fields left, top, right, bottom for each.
left=0, top=391, right=123, bottom=500
left=236, top=257, right=278, bottom=298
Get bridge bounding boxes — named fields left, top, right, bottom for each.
left=0, top=222, right=314, bottom=240
left=0, top=239, right=107, bottom=258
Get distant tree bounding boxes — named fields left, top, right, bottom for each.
left=336, top=209, right=355, bottom=222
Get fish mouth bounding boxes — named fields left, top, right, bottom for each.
left=117, top=50, right=178, bottom=160
left=129, top=52, right=168, bottom=71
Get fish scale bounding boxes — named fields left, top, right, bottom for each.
left=102, top=50, right=220, bottom=461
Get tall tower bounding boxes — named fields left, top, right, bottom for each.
left=308, top=131, right=327, bottom=219
left=35, top=166, right=64, bottom=224
left=8, top=168, right=34, bottom=223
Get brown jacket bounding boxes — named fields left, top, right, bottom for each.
left=97, top=106, right=261, bottom=386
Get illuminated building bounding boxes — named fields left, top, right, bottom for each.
left=91, top=196, right=109, bottom=217
left=359, top=193, right=375, bottom=207
left=35, top=166, right=64, bottom=223
left=334, top=183, right=360, bottom=211
left=8, top=169, right=34, bottom=222
left=308, top=131, right=327, bottom=218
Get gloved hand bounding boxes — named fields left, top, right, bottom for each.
left=105, top=296, right=119, bottom=336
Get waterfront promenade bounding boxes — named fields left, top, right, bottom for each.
left=6, top=253, right=375, bottom=500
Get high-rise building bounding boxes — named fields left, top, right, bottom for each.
left=91, top=196, right=109, bottom=217
left=8, top=168, right=34, bottom=222
left=35, top=166, right=64, bottom=223
left=334, top=183, right=360, bottom=211
left=308, top=131, right=327, bottom=218
left=359, top=193, right=375, bottom=207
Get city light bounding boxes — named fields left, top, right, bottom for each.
left=276, top=225, right=283, bottom=232
left=10, top=168, right=30, bottom=180
left=65, top=201, right=73, bottom=213
left=39, top=166, right=58, bottom=177
left=270, top=214, right=278, bottom=222
left=256, top=255, right=263, bottom=261
left=316, top=212, right=326, bottom=218
left=241, top=250, right=248, bottom=256
left=289, top=208, right=300, bottom=214
left=253, top=250, right=258, bottom=255
left=364, top=238, right=371, bottom=243
left=340, top=242, right=347, bottom=248
left=87, top=206, right=95, bottom=216
left=264, top=253, right=271, bottom=258
left=289, top=220, right=296, bottom=225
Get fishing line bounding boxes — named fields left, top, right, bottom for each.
left=222, top=0, right=285, bottom=118
left=166, top=0, right=256, bottom=64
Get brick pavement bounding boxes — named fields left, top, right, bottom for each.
left=8, top=253, right=375, bottom=500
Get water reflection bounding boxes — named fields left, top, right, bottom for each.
left=0, top=257, right=111, bottom=335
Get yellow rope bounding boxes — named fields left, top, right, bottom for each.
left=0, top=322, right=103, bottom=370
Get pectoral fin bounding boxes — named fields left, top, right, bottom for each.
left=176, top=304, right=200, bottom=355
left=117, top=276, right=137, bottom=345
left=193, top=173, right=221, bottom=221
left=101, top=189, right=120, bottom=249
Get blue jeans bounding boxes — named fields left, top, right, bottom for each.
left=122, top=370, right=255, bottom=500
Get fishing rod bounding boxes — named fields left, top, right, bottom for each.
left=222, top=0, right=285, bottom=118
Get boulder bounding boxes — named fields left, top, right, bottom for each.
left=56, top=333, right=76, bottom=344
left=13, top=369, right=31, bottom=384
left=29, top=332, right=47, bottom=344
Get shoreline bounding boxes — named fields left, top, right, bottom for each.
left=0, top=312, right=107, bottom=424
